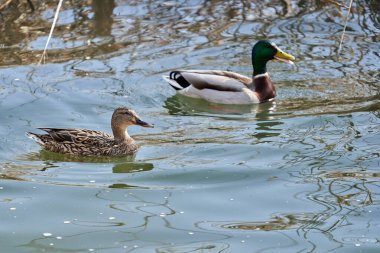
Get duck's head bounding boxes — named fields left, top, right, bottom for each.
left=112, top=107, right=154, bottom=130
left=251, top=40, right=295, bottom=76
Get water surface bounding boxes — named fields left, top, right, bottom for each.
left=0, top=0, right=379, bottom=252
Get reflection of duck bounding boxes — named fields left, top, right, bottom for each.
left=162, top=40, right=295, bottom=104
left=27, top=107, right=153, bottom=156
left=164, top=94, right=261, bottom=115
left=21, top=150, right=136, bottom=163
left=112, top=162, right=154, bottom=173
left=219, top=213, right=322, bottom=231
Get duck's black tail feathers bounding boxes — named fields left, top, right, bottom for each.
left=162, top=71, right=191, bottom=90
left=26, top=132, right=44, bottom=146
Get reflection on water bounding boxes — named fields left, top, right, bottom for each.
left=112, top=162, right=153, bottom=173
left=164, top=94, right=278, bottom=117
left=216, top=212, right=323, bottom=231
left=22, top=150, right=136, bottom=163
left=165, top=95, right=259, bottom=115
left=92, top=0, right=115, bottom=37
left=0, top=0, right=379, bottom=252
left=321, top=170, right=379, bottom=207
left=3, top=151, right=154, bottom=189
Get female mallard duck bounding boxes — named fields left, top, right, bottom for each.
left=162, top=40, right=295, bottom=104
left=27, top=107, right=153, bottom=156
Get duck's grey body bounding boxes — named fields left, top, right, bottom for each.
left=162, top=70, right=277, bottom=104
left=162, top=40, right=295, bottom=105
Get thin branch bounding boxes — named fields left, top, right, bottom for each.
left=38, top=0, right=64, bottom=64
left=338, top=0, right=354, bottom=55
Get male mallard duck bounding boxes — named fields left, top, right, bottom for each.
left=27, top=107, right=153, bottom=156
left=162, top=40, right=295, bottom=104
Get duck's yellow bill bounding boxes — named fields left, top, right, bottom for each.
left=274, top=47, right=295, bottom=65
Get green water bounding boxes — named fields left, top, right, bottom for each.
left=0, top=0, right=379, bottom=252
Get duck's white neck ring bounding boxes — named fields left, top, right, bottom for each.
left=253, top=72, right=269, bottom=79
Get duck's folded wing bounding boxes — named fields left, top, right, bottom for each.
left=38, top=128, right=111, bottom=144
left=179, top=70, right=252, bottom=92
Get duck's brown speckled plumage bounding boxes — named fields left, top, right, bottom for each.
left=27, top=107, right=153, bottom=156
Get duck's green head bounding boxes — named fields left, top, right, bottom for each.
left=251, top=40, right=295, bottom=76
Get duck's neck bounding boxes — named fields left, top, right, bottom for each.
left=253, top=73, right=276, bottom=102
left=112, top=126, right=134, bottom=144
left=253, top=62, right=267, bottom=77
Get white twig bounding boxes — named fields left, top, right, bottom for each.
left=38, top=0, right=64, bottom=64
left=338, top=0, right=354, bottom=55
